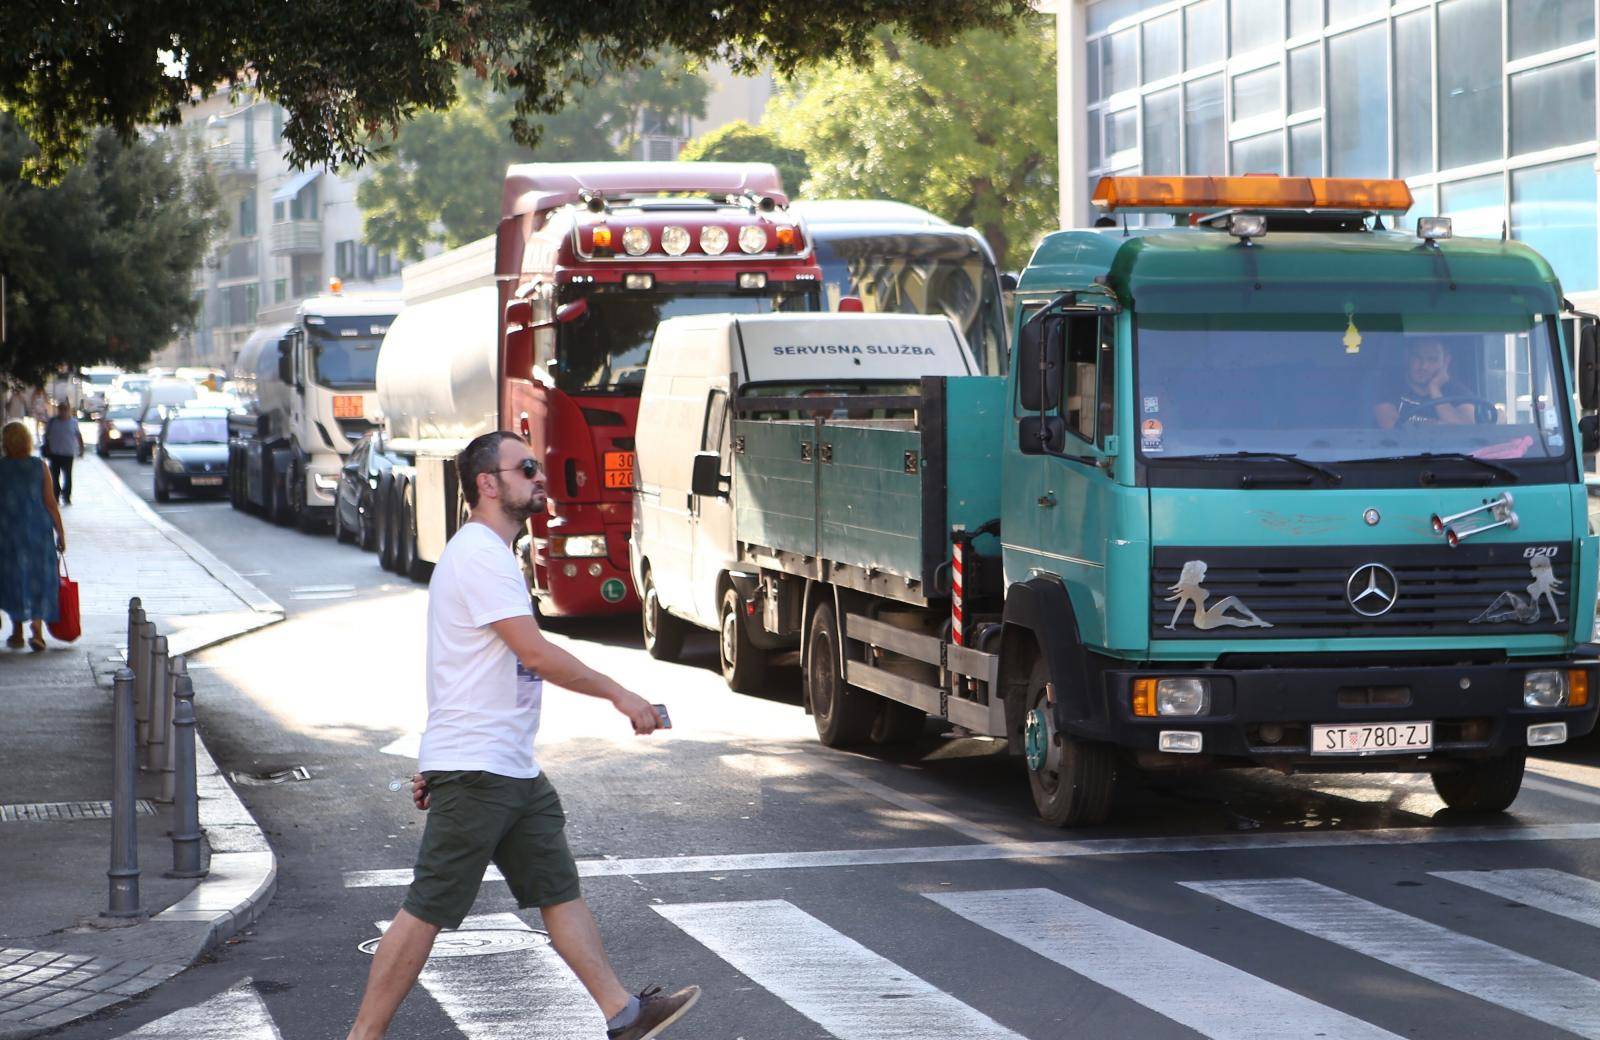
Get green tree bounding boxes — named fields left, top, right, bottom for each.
left=359, top=54, right=709, bottom=261
left=763, top=17, right=1057, bottom=268
left=0, top=0, right=1029, bottom=184
left=0, top=116, right=222, bottom=382
left=678, top=121, right=811, bottom=199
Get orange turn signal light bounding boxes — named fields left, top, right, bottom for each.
left=591, top=225, right=614, bottom=252
left=1569, top=669, right=1590, bottom=708
left=1132, top=678, right=1157, bottom=717
left=774, top=225, right=800, bottom=251
left=1091, top=175, right=1414, bottom=214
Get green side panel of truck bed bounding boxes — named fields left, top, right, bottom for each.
left=734, top=420, right=817, bottom=555
left=944, top=377, right=1005, bottom=538
left=818, top=423, right=924, bottom=577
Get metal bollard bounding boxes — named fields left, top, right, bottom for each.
left=132, top=618, right=153, bottom=749
left=167, top=671, right=205, bottom=878
left=106, top=669, right=144, bottom=917
left=144, top=635, right=170, bottom=776
left=125, top=597, right=141, bottom=666
left=159, top=656, right=186, bottom=803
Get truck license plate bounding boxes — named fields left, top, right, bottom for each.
left=333, top=395, right=364, bottom=419
left=603, top=451, right=635, bottom=490
left=1310, top=721, right=1432, bottom=755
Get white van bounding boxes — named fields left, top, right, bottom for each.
left=134, top=377, right=199, bottom=462
left=630, top=312, right=978, bottom=690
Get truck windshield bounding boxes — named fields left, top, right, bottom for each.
left=1135, top=311, right=1570, bottom=471
left=307, top=317, right=389, bottom=390
left=555, top=286, right=814, bottom=394
left=812, top=230, right=1008, bottom=376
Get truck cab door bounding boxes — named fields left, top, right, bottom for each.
left=287, top=328, right=307, bottom=443
left=689, top=388, right=733, bottom=627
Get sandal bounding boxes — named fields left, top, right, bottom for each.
left=28, top=635, right=45, bottom=652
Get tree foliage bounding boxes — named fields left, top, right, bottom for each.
left=678, top=121, right=811, bottom=200
left=359, top=55, right=709, bottom=261
left=0, top=0, right=1029, bottom=185
left=763, top=17, right=1057, bottom=268
left=0, top=116, right=221, bottom=383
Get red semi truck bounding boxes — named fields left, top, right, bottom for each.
left=373, top=162, right=821, bottom=616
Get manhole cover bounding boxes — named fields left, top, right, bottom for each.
left=358, top=929, right=549, bottom=958
left=230, top=766, right=312, bottom=786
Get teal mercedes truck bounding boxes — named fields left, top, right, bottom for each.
left=708, top=175, right=1599, bottom=826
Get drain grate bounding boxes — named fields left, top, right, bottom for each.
left=230, top=766, right=312, bottom=786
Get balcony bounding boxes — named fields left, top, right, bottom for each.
left=270, top=219, right=323, bottom=256
left=205, top=141, right=258, bottom=183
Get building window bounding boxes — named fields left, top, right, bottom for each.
left=1104, top=29, right=1137, bottom=95
left=1231, top=0, right=1283, bottom=57
left=1289, top=121, right=1323, bottom=177
left=1106, top=107, right=1138, bottom=164
left=1185, top=0, right=1224, bottom=69
left=336, top=240, right=357, bottom=279
left=1143, top=88, right=1181, bottom=174
left=1326, top=0, right=1385, bottom=24
left=1394, top=10, right=1434, bottom=178
left=1232, top=64, right=1282, bottom=123
left=1288, top=46, right=1321, bottom=115
left=238, top=195, right=256, bottom=238
left=1328, top=23, right=1389, bottom=176
left=1510, top=0, right=1596, bottom=61
left=1142, top=12, right=1180, bottom=84
left=1441, top=173, right=1504, bottom=239
left=273, top=200, right=285, bottom=223
left=289, top=182, right=319, bottom=221
left=271, top=105, right=284, bottom=144
left=1185, top=75, right=1226, bottom=174
left=1510, top=56, right=1597, bottom=157
left=1288, top=0, right=1322, bottom=38
left=1087, top=40, right=1102, bottom=103
left=1512, top=158, right=1598, bottom=292
left=1232, top=131, right=1284, bottom=175
left=274, top=279, right=286, bottom=303
left=1439, top=0, right=1503, bottom=171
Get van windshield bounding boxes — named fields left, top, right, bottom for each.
left=554, top=286, right=815, bottom=394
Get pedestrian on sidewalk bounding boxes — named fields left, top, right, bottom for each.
left=347, top=430, right=699, bottom=1040
left=0, top=420, right=64, bottom=651
left=42, top=401, right=84, bottom=505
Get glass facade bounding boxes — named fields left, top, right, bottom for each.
left=1082, top=0, right=1600, bottom=293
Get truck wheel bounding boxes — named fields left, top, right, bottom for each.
left=404, top=488, right=433, bottom=583
left=719, top=586, right=767, bottom=692
left=807, top=602, right=875, bottom=747
left=640, top=568, right=685, bottom=661
left=1024, top=655, right=1116, bottom=827
left=269, top=468, right=291, bottom=526
left=870, top=700, right=926, bottom=745
left=394, top=484, right=415, bottom=577
left=376, top=478, right=396, bottom=571
left=1432, top=753, right=1525, bottom=813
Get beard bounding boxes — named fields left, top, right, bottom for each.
left=500, top=485, right=544, bottom=524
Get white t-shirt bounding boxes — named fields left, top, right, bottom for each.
left=418, top=522, right=544, bottom=778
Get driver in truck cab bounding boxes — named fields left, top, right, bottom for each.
left=1373, top=338, right=1478, bottom=428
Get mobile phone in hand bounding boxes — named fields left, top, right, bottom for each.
left=652, top=704, right=672, bottom=729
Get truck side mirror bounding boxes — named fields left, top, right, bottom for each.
left=1579, top=319, right=1599, bottom=412
left=690, top=451, right=727, bottom=498
left=1017, top=314, right=1064, bottom=411
left=1581, top=414, right=1600, bottom=454
left=504, top=298, right=536, bottom=378
left=276, top=341, right=292, bottom=385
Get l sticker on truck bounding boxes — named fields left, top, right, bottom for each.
left=1164, top=561, right=1273, bottom=631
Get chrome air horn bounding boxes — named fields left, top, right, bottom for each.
left=1432, top=492, right=1516, bottom=547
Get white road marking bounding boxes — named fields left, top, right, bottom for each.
left=289, top=584, right=357, bottom=601
left=379, top=733, right=422, bottom=758
left=1184, top=877, right=1600, bottom=1039
left=655, top=899, right=1025, bottom=1040
left=377, top=912, right=599, bottom=1039
left=1523, top=775, right=1600, bottom=807
left=929, top=887, right=1402, bottom=1040
left=121, top=978, right=282, bottom=1038
left=342, top=822, right=1600, bottom=888
left=1432, top=867, right=1600, bottom=928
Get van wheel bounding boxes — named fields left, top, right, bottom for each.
left=807, top=602, right=874, bottom=747
left=719, top=586, right=767, bottom=692
left=641, top=568, right=684, bottom=661
left=1024, top=654, right=1116, bottom=827
left=1432, top=753, right=1525, bottom=813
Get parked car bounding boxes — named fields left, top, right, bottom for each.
left=95, top=401, right=142, bottom=456
left=333, top=431, right=403, bottom=550
left=153, top=408, right=231, bottom=502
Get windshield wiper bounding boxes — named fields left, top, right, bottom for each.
left=1338, top=452, right=1518, bottom=484
left=1162, top=451, right=1343, bottom=484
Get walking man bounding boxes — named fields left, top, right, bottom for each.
left=42, top=401, right=83, bottom=504
left=347, top=430, right=699, bottom=1040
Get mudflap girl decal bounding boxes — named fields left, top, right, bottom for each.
left=1164, top=560, right=1273, bottom=631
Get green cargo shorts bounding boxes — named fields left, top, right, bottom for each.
left=401, top=770, right=581, bottom=930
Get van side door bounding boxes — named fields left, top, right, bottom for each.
left=689, top=388, right=733, bottom=627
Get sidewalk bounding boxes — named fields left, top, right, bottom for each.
left=0, top=453, right=284, bottom=1038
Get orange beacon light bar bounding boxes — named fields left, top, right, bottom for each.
left=1092, top=175, right=1414, bottom=214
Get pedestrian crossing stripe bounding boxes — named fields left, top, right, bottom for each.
left=1431, top=867, right=1600, bottom=928
left=929, top=888, right=1403, bottom=1039
left=1183, top=877, right=1600, bottom=1039
left=121, top=978, right=281, bottom=1038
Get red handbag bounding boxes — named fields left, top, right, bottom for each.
left=48, top=553, right=81, bottom=643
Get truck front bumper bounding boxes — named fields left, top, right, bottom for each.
left=1101, top=656, right=1599, bottom=769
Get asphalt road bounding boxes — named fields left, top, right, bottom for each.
left=48, top=449, right=1600, bottom=1040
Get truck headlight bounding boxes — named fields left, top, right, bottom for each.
left=1132, top=677, right=1212, bottom=717
left=1523, top=670, right=1567, bottom=708
left=550, top=534, right=607, bottom=558
left=161, top=455, right=187, bottom=474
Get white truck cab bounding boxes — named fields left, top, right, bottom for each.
left=631, top=312, right=978, bottom=689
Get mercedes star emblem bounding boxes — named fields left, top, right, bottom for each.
left=1347, top=563, right=1399, bottom=617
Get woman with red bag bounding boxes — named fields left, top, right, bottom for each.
left=0, top=420, right=65, bottom=651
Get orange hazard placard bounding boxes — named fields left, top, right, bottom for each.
left=603, top=451, right=635, bottom=489
left=333, top=395, right=364, bottom=419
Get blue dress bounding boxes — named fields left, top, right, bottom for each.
left=0, top=456, right=59, bottom=623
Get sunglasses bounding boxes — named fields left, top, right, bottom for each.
left=495, top=458, right=542, bottom=480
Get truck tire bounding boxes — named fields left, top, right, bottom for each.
left=1024, top=654, right=1116, bottom=827
left=405, top=485, right=433, bottom=583
left=394, top=483, right=415, bottom=578
left=1432, top=753, right=1525, bottom=813
left=376, top=477, right=396, bottom=571
left=719, top=585, right=767, bottom=692
left=640, top=567, right=685, bottom=661
left=870, top=700, right=926, bottom=745
left=269, top=467, right=291, bottom=526
left=807, top=602, right=875, bottom=747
